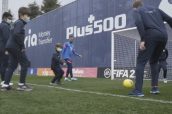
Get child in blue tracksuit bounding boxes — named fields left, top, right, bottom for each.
left=50, top=43, right=64, bottom=85
left=62, top=35, right=82, bottom=81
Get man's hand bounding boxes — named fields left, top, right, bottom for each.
left=21, top=49, right=25, bottom=52
left=61, top=60, right=66, bottom=66
left=139, top=41, right=146, bottom=50
left=79, top=55, right=82, bottom=58
left=5, top=51, right=9, bottom=55
left=63, top=62, right=67, bottom=66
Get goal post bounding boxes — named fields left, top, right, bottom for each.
left=111, top=25, right=172, bottom=80
left=111, top=27, right=140, bottom=80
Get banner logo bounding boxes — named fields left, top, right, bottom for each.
left=66, top=14, right=127, bottom=38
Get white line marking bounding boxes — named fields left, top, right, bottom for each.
left=28, top=83, right=172, bottom=104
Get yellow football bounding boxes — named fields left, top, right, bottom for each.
left=123, top=79, right=134, bottom=88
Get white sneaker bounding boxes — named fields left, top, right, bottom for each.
left=49, top=83, right=58, bottom=86
left=1, top=81, right=13, bottom=86
left=71, top=77, right=78, bottom=81
left=1, top=83, right=9, bottom=88
left=64, top=77, right=71, bottom=81
left=0, top=81, right=5, bottom=86
left=17, top=84, right=32, bottom=91
left=1, top=84, right=12, bottom=91
left=9, top=82, right=13, bottom=86
left=163, top=78, right=168, bottom=83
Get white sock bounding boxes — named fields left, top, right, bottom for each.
left=18, top=83, right=25, bottom=86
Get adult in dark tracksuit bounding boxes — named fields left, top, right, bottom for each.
left=0, top=12, right=12, bottom=85
left=158, top=48, right=168, bottom=83
left=50, top=43, right=65, bottom=85
left=129, top=0, right=172, bottom=97
left=1, top=7, right=32, bottom=91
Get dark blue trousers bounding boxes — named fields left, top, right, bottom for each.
left=51, top=68, right=64, bottom=83
left=0, top=52, right=8, bottom=81
left=135, top=32, right=167, bottom=92
left=4, top=49, right=30, bottom=85
left=158, top=61, right=167, bottom=79
left=65, top=59, right=73, bottom=78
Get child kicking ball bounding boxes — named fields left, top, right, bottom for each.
left=50, top=43, right=65, bottom=85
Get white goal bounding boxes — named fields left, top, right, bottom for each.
left=111, top=25, right=172, bottom=80
left=111, top=27, right=140, bottom=80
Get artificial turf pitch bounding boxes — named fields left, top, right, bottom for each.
left=0, top=76, right=172, bottom=114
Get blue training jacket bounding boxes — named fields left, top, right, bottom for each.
left=133, top=6, right=172, bottom=42
left=0, top=21, right=11, bottom=51
left=61, top=42, right=80, bottom=60
left=6, top=19, right=27, bottom=51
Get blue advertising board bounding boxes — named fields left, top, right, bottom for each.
left=25, top=0, right=172, bottom=69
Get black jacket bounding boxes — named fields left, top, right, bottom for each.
left=51, top=52, right=64, bottom=70
left=133, top=6, right=172, bottom=41
left=0, top=21, right=11, bottom=52
left=6, top=19, right=26, bottom=51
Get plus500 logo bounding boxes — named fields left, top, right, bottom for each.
left=66, top=14, right=126, bottom=38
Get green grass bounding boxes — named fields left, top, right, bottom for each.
left=0, top=76, right=172, bottom=114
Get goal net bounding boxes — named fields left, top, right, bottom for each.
left=111, top=27, right=172, bottom=80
